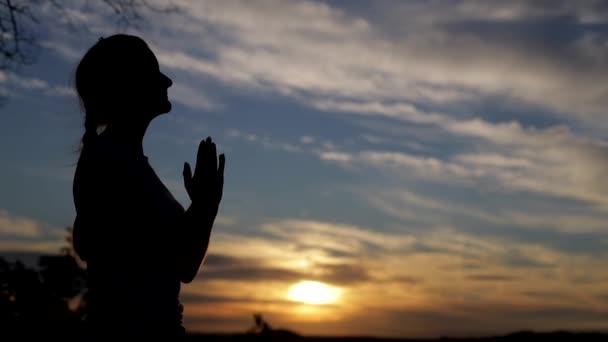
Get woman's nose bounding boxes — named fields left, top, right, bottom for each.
left=161, top=72, right=173, bottom=88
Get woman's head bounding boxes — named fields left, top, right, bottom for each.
left=75, top=34, right=173, bottom=144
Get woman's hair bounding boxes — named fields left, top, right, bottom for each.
left=75, top=34, right=150, bottom=147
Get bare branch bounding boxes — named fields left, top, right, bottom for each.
left=141, top=0, right=180, bottom=15
left=48, top=0, right=75, bottom=29
left=0, top=0, right=181, bottom=72
left=7, top=0, right=20, bottom=58
left=0, top=0, right=38, bottom=70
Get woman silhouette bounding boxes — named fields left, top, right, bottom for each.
left=71, top=34, right=225, bottom=340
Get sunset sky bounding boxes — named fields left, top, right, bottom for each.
left=2, top=0, right=608, bottom=338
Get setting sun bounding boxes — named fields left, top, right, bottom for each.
left=286, top=281, right=341, bottom=305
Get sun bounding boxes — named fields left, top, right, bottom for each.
left=286, top=280, right=341, bottom=305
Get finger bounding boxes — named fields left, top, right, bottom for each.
left=183, top=162, right=194, bottom=198
left=195, top=138, right=208, bottom=177
left=209, top=142, right=218, bottom=172
left=183, top=162, right=192, bottom=181
left=218, top=153, right=225, bottom=178
left=217, top=153, right=225, bottom=201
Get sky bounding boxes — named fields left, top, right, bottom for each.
left=2, top=0, right=608, bottom=338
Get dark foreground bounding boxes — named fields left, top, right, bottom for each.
left=185, top=331, right=608, bottom=342
left=3, top=254, right=608, bottom=342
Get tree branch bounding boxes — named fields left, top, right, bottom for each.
left=6, top=0, right=19, bottom=58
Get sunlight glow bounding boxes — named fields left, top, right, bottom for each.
left=286, top=281, right=341, bottom=305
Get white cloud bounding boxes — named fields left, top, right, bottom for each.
left=0, top=72, right=49, bottom=90
left=306, top=97, right=608, bottom=206
left=0, top=240, right=65, bottom=254
left=261, top=219, right=415, bottom=252
left=134, top=1, right=608, bottom=207
left=223, top=128, right=302, bottom=153
left=385, top=1, right=608, bottom=25
left=320, top=137, right=608, bottom=206
left=361, top=185, right=608, bottom=235
left=299, top=136, right=315, bottom=144
left=169, top=83, right=218, bottom=111
left=319, top=151, right=352, bottom=162
left=142, top=0, right=608, bottom=123
left=203, top=217, right=608, bottom=321
left=0, top=70, right=78, bottom=100
left=44, top=86, right=76, bottom=97
left=0, top=210, right=43, bottom=238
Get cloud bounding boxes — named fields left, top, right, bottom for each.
left=0, top=209, right=43, bottom=238
left=180, top=216, right=608, bottom=336
left=342, top=302, right=608, bottom=338
left=200, top=262, right=302, bottom=283
left=169, top=83, right=218, bottom=110
left=316, top=125, right=608, bottom=206
left=299, top=136, right=315, bottom=144
left=376, top=1, right=608, bottom=26
left=199, top=253, right=371, bottom=286
left=143, top=0, right=608, bottom=123
left=359, top=184, right=608, bottom=237
left=0, top=70, right=78, bottom=100
left=466, top=274, right=517, bottom=282
left=319, top=151, right=353, bottom=162
left=207, top=217, right=603, bottom=291
left=0, top=240, right=65, bottom=254
left=142, top=0, right=608, bottom=210
left=223, top=128, right=303, bottom=153
left=12, top=1, right=608, bottom=336
left=0, top=211, right=67, bottom=255
left=33, top=1, right=608, bottom=209
left=260, top=219, right=415, bottom=252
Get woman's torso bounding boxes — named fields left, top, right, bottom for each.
left=72, top=132, right=186, bottom=337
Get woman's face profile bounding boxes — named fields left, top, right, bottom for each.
left=76, top=35, right=176, bottom=129
left=131, top=46, right=174, bottom=120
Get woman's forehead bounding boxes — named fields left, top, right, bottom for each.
left=127, top=46, right=160, bottom=72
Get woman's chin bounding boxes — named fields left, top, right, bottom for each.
left=158, top=101, right=172, bottom=114
left=164, top=101, right=172, bottom=113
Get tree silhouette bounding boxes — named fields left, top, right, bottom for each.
left=1, top=227, right=87, bottom=341
left=247, top=313, right=273, bottom=334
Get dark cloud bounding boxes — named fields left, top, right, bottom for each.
left=451, top=223, right=608, bottom=261
left=466, top=274, right=517, bottom=282
left=182, top=313, right=253, bottom=333
left=198, top=254, right=372, bottom=286
left=180, top=292, right=293, bottom=306
left=180, top=293, right=242, bottom=304
left=407, top=242, right=455, bottom=255
left=293, top=243, right=358, bottom=258
left=595, top=293, right=608, bottom=303
left=387, top=275, right=422, bottom=284
left=317, top=262, right=372, bottom=285
left=519, top=290, right=568, bottom=299
left=203, top=253, right=248, bottom=268
left=344, top=302, right=608, bottom=338
left=198, top=264, right=302, bottom=283
left=197, top=253, right=302, bottom=282
left=501, top=252, right=555, bottom=269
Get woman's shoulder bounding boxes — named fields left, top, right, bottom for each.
left=74, top=134, right=135, bottom=191
left=80, top=133, right=146, bottom=169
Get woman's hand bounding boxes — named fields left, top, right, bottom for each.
left=177, top=137, right=225, bottom=283
left=183, top=136, right=225, bottom=216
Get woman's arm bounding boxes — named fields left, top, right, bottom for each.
left=175, top=201, right=217, bottom=283
left=175, top=137, right=225, bottom=283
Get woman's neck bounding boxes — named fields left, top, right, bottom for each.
left=102, top=119, right=151, bottom=155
